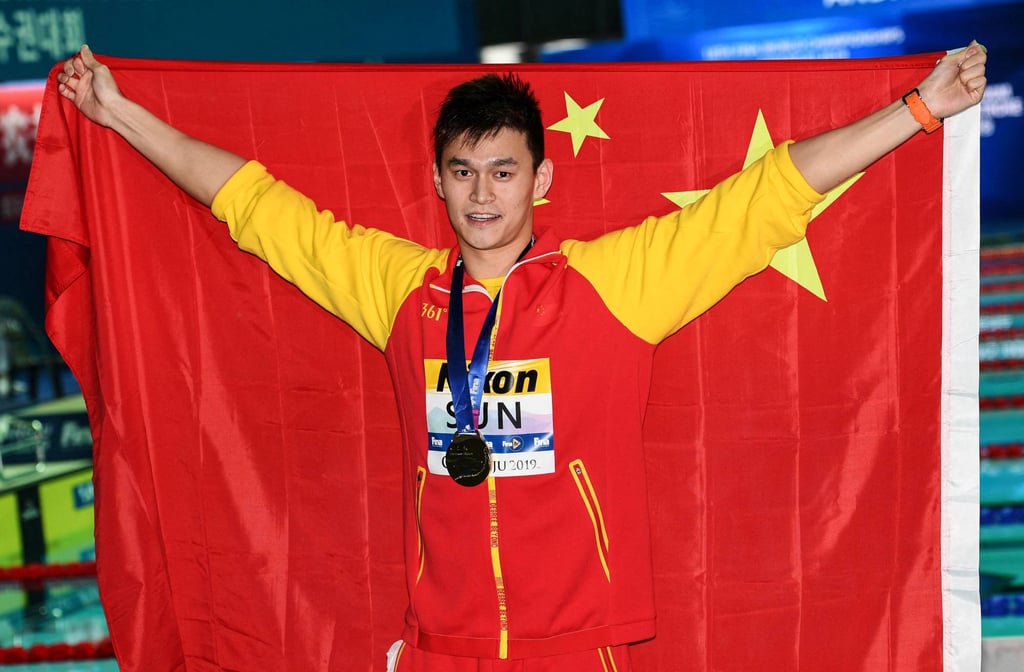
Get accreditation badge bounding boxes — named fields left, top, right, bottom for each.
left=425, top=358, right=555, bottom=479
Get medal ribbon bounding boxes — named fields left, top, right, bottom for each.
left=445, top=243, right=532, bottom=434
left=446, top=258, right=500, bottom=434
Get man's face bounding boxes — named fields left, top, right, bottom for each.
left=433, top=128, right=553, bottom=278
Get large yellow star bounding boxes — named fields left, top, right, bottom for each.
left=547, top=92, right=610, bottom=157
left=661, top=110, right=862, bottom=301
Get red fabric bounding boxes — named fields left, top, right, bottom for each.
left=22, top=55, right=951, bottom=671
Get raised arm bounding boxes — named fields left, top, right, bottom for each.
left=789, top=41, right=988, bottom=194
left=56, top=45, right=246, bottom=207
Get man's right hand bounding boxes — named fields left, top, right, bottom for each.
left=53, top=45, right=248, bottom=208
left=57, top=45, right=123, bottom=129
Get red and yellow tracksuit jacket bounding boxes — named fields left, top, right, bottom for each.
left=212, top=141, right=824, bottom=660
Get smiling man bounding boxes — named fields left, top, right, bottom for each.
left=433, top=127, right=552, bottom=279
left=429, top=76, right=554, bottom=280
left=56, top=44, right=987, bottom=671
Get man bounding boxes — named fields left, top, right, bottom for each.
left=57, top=43, right=987, bottom=671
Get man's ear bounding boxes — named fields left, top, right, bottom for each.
left=533, top=158, right=554, bottom=200
left=432, top=163, right=445, bottom=200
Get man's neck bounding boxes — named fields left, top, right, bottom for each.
left=460, top=239, right=534, bottom=280
left=461, top=254, right=514, bottom=281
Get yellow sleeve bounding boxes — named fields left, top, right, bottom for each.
left=562, top=142, right=825, bottom=344
left=211, top=161, right=449, bottom=350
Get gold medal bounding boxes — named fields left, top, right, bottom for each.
left=444, top=432, right=491, bottom=487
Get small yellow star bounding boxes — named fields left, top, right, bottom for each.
left=662, top=110, right=862, bottom=302
left=547, top=92, right=610, bottom=157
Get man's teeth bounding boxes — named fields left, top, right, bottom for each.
left=468, top=214, right=498, bottom=221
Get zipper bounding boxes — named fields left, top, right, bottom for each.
left=569, top=459, right=611, bottom=582
left=483, top=256, right=558, bottom=658
left=487, top=474, right=510, bottom=658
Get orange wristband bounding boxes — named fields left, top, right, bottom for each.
left=902, top=88, right=943, bottom=134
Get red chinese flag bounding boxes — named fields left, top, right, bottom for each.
left=20, top=55, right=980, bottom=671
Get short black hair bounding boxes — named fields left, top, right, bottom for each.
left=433, top=73, right=544, bottom=170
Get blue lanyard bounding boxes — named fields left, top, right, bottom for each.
left=446, top=257, right=500, bottom=434
left=445, top=243, right=532, bottom=434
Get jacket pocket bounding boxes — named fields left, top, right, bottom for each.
left=569, top=458, right=611, bottom=582
left=415, top=466, right=427, bottom=584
